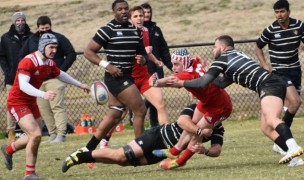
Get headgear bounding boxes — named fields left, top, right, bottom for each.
left=171, top=48, right=192, bottom=69
left=38, top=33, right=58, bottom=56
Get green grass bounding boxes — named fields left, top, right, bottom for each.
left=1, top=118, right=304, bottom=180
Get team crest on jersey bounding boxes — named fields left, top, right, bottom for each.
left=293, top=30, right=298, bottom=35
left=134, top=31, right=138, bottom=36
left=274, top=33, right=281, bottom=39
left=34, top=70, right=39, bottom=75
left=154, top=32, right=159, bottom=37
left=123, top=81, right=129, bottom=86
left=117, top=31, right=123, bottom=36
left=47, top=68, right=51, bottom=75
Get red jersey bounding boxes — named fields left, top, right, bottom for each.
left=7, top=52, right=60, bottom=106
left=132, top=27, right=150, bottom=78
left=174, top=58, right=231, bottom=111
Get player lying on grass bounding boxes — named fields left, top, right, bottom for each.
left=148, top=48, right=232, bottom=170
left=61, top=103, right=224, bottom=172
left=166, top=35, right=304, bottom=165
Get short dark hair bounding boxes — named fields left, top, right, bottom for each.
left=273, top=0, right=289, bottom=11
left=37, top=16, right=51, bottom=27
left=129, top=6, right=144, bottom=18
left=216, top=35, right=234, bottom=48
left=112, top=0, right=128, bottom=11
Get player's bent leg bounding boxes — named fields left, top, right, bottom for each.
left=143, top=88, right=170, bottom=125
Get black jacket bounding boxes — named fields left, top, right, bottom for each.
left=0, top=24, right=33, bottom=85
left=19, top=31, right=76, bottom=74
left=144, top=21, right=172, bottom=77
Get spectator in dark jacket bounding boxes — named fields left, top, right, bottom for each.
left=0, top=11, right=33, bottom=142
left=19, top=16, right=77, bottom=143
left=141, top=2, right=172, bottom=127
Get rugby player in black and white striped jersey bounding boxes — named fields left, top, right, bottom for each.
left=167, top=35, right=304, bottom=165
left=255, top=0, right=304, bottom=130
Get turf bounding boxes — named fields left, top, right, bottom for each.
left=1, top=118, right=304, bottom=180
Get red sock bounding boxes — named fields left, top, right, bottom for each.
left=169, top=145, right=182, bottom=156
left=6, top=142, right=16, bottom=155
left=176, top=148, right=194, bottom=166
left=25, top=165, right=35, bottom=176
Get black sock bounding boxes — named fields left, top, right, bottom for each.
left=86, top=136, right=100, bottom=150
left=77, top=151, right=96, bottom=163
left=103, top=134, right=111, bottom=141
left=282, top=110, right=295, bottom=128
left=274, top=136, right=288, bottom=152
left=275, top=123, right=293, bottom=141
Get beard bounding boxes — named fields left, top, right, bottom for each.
left=15, top=23, right=25, bottom=33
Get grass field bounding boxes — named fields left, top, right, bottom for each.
left=1, top=118, right=304, bottom=180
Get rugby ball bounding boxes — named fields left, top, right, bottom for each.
left=91, top=80, right=109, bottom=105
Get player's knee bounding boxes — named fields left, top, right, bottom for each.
left=122, top=145, right=140, bottom=166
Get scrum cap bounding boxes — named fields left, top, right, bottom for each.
left=38, top=33, right=58, bottom=55
left=171, top=48, right=192, bottom=69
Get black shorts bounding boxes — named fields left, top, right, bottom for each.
left=104, top=72, right=134, bottom=96
left=258, top=74, right=286, bottom=101
left=134, top=127, right=167, bottom=165
left=272, top=67, right=302, bottom=94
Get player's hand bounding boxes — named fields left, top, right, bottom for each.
left=149, top=73, right=157, bottom=86
left=135, top=55, right=146, bottom=65
left=145, top=46, right=153, bottom=54
left=262, top=64, right=272, bottom=72
left=201, top=128, right=213, bottom=137
left=300, top=43, right=304, bottom=51
left=106, top=64, right=123, bottom=77
left=189, top=142, right=206, bottom=154
left=80, top=83, right=91, bottom=93
left=166, top=76, right=184, bottom=88
left=43, top=90, right=56, bottom=101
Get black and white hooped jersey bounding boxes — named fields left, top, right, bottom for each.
left=159, top=104, right=224, bottom=147
left=210, top=50, right=270, bottom=92
left=92, top=19, right=144, bottom=75
left=256, top=18, right=304, bottom=70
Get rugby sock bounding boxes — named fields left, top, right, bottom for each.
left=25, top=165, right=35, bottom=176
left=6, top=142, right=16, bottom=155
left=282, top=110, right=295, bottom=128
left=275, top=123, right=293, bottom=141
left=170, top=145, right=182, bottom=155
left=77, top=151, right=96, bottom=163
left=176, top=148, right=194, bottom=166
left=274, top=136, right=288, bottom=152
left=86, top=136, right=100, bottom=150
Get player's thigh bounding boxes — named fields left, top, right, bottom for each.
left=18, top=114, right=41, bottom=136
left=143, top=87, right=165, bottom=108
left=117, top=85, right=145, bottom=110
left=285, top=85, right=301, bottom=104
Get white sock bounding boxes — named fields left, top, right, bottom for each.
left=286, top=138, right=299, bottom=152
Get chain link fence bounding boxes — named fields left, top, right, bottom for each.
left=0, top=40, right=303, bottom=130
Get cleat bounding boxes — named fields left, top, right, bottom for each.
left=152, top=149, right=178, bottom=159
left=279, top=147, right=304, bottom=164
left=159, top=159, right=184, bottom=170
left=272, top=144, right=286, bottom=156
left=23, top=173, right=41, bottom=180
left=1, top=144, right=13, bottom=170
left=287, top=157, right=304, bottom=167
left=62, top=147, right=88, bottom=173
left=99, top=139, right=109, bottom=149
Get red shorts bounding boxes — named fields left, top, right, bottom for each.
left=133, top=73, right=152, bottom=94
left=196, top=100, right=232, bottom=126
left=7, top=103, right=41, bottom=122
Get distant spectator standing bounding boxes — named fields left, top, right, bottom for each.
left=0, top=10, right=33, bottom=142
left=255, top=0, right=304, bottom=130
left=19, top=16, right=77, bottom=143
left=141, top=2, right=172, bottom=127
